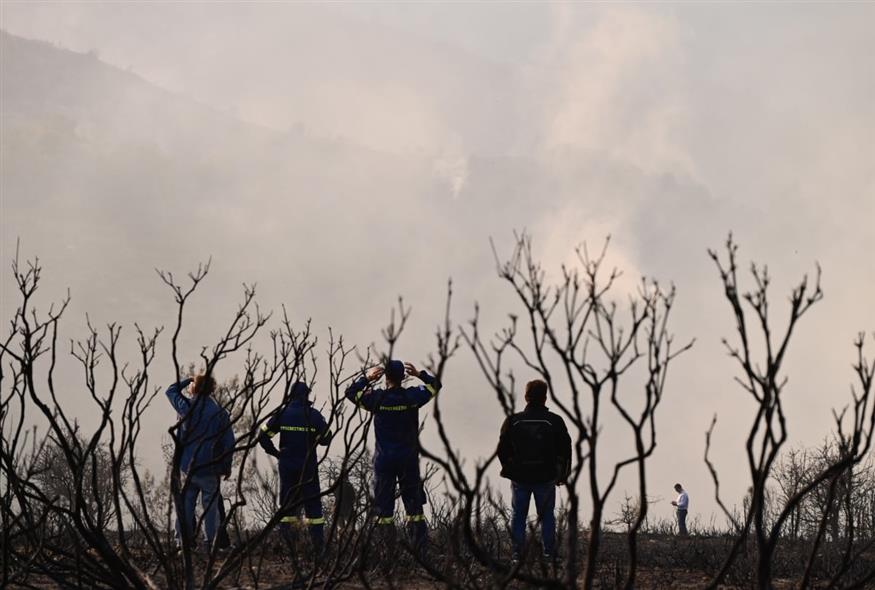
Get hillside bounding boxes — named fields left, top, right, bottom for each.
left=1, top=32, right=448, bottom=316
left=2, top=31, right=694, bottom=321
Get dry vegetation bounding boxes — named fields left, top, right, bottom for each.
left=2, top=234, right=874, bottom=589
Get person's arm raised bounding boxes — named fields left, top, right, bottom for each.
left=165, top=377, right=193, bottom=414
left=345, top=366, right=383, bottom=410
left=405, top=362, right=441, bottom=405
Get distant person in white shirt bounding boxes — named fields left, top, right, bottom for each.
left=671, top=483, right=689, bottom=536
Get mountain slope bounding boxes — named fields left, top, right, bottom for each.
left=0, top=29, right=722, bottom=328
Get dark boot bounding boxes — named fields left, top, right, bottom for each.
left=279, top=521, right=300, bottom=555
left=309, top=523, right=325, bottom=559
left=406, top=518, right=428, bottom=562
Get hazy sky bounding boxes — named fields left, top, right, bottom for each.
left=2, top=2, right=874, bottom=527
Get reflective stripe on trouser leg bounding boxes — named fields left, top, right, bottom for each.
left=302, top=486, right=325, bottom=547
left=278, top=466, right=324, bottom=548
left=373, top=466, right=396, bottom=523
left=398, top=458, right=425, bottom=516
left=406, top=514, right=425, bottom=523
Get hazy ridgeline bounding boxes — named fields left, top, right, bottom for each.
left=2, top=232, right=874, bottom=589
left=2, top=8, right=875, bottom=588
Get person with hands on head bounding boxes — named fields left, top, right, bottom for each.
left=344, top=359, right=441, bottom=553
left=165, top=373, right=235, bottom=552
left=497, top=379, right=573, bottom=563
left=258, top=381, right=331, bottom=554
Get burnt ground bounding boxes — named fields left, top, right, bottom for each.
left=7, top=531, right=874, bottom=588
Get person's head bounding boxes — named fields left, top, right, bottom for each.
left=524, top=379, right=548, bottom=406
left=191, top=374, right=216, bottom=397
left=289, top=381, right=311, bottom=401
left=385, top=360, right=405, bottom=387
left=674, top=483, right=684, bottom=493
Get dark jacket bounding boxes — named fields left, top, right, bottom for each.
left=497, top=404, right=572, bottom=484
left=166, top=379, right=235, bottom=476
left=258, top=398, right=331, bottom=474
left=344, top=371, right=440, bottom=463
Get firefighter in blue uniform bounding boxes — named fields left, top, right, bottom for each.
left=258, top=381, right=331, bottom=553
left=344, top=359, right=441, bottom=550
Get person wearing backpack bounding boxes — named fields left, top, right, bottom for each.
left=497, top=379, right=573, bottom=562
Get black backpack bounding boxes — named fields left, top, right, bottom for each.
left=507, top=416, right=560, bottom=482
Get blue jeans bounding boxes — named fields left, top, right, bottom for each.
left=511, top=481, right=556, bottom=556
left=176, top=472, right=221, bottom=546
left=677, top=509, right=688, bottom=536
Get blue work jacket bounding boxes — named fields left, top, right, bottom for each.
left=258, top=399, right=331, bottom=474
left=345, top=371, right=440, bottom=463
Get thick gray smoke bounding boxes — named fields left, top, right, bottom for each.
left=1, top=3, right=873, bottom=525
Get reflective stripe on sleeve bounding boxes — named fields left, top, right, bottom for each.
left=425, top=384, right=438, bottom=398
left=261, top=423, right=277, bottom=437
left=307, top=517, right=326, bottom=525
left=280, top=516, right=300, bottom=524
left=376, top=516, right=394, bottom=525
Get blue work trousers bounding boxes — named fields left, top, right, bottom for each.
left=373, top=455, right=427, bottom=547
left=279, top=467, right=324, bottom=548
